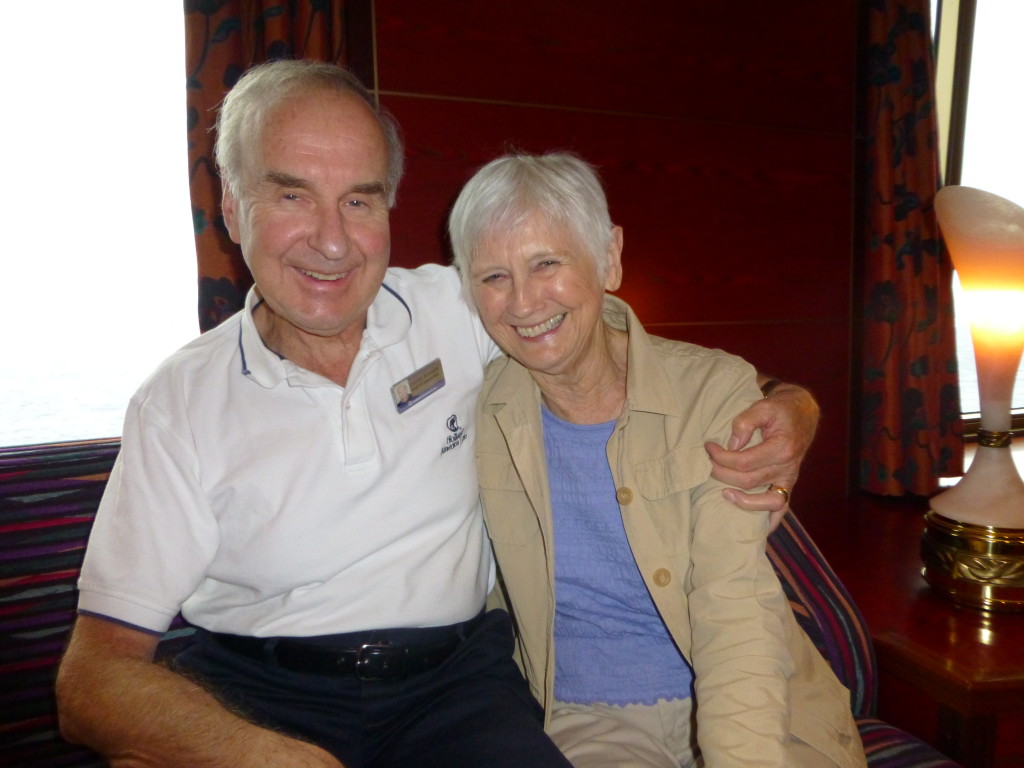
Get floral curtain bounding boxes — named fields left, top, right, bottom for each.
left=185, top=0, right=349, bottom=332
left=859, top=0, right=963, bottom=495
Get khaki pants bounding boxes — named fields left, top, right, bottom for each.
left=547, top=698, right=838, bottom=768
left=547, top=698, right=700, bottom=768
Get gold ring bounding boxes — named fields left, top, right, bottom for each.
left=772, top=485, right=791, bottom=504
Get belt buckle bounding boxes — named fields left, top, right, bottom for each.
left=354, top=642, right=406, bottom=680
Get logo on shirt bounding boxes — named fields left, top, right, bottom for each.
left=441, top=414, right=468, bottom=455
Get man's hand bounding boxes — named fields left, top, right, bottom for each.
left=705, top=381, right=820, bottom=531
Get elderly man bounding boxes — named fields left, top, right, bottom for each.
left=56, top=60, right=817, bottom=768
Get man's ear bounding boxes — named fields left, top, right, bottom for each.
left=603, top=226, right=624, bottom=292
left=221, top=184, right=243, bottom=245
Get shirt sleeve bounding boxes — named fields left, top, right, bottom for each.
left=77, top=389, right=220, bottom=634
left=439, top=264, right=502, bottom=366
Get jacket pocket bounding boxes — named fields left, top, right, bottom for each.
left=633, top=444, right=711, bottom=499
left=632, top=444, right=710, bottom=553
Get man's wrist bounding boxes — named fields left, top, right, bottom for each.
left=759, top=378, right=784, bottom=398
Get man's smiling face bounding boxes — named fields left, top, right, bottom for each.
left=222, top=88, right=392, bottom=352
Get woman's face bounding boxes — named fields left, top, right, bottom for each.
left=469, top=212, right=622, bottom=379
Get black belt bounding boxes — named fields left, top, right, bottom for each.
left=207, top=616, right=480, bottom=681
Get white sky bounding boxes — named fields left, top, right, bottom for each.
left=0, top=5, right=197, bottom=445
left=960, top=1, right=1024, bottom=206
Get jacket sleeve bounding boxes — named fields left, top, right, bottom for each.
left=685, top=366, right=797, bottom=767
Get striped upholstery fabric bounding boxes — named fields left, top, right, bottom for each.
left=767, top=513, right=876, bottom=716
left=1, top=440, right=117, bottom=768
left=856, top=719, right=966, bottom=768
left=0, top=441, right=193, bottom=768
left=768, top=514, right=962, bottom=767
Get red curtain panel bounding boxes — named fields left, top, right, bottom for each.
left=859, top=0, right=963, bottom=495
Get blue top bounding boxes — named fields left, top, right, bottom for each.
left=543, top=406, right=694, bottom=705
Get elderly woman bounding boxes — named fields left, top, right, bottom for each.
left=449, top=153, right=866, bottom=768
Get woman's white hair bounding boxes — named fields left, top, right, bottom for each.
left=214, top=59, right=404, bottom=207
left=448, top=152, right=614, bottom=296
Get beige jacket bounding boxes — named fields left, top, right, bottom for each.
left=477, top=295, right=865, bottom=767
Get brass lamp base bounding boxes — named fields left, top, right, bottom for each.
left=921, top=511, right=1024, bottom=612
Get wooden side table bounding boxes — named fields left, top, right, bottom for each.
left=822, top=495, right=1024, bottom=768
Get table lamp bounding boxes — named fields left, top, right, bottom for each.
left=922, top=186, right=1024, bottom=612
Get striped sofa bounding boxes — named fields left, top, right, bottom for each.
left=1, top=441, right=960, bottom=767
left=1, top=440, right=192, bottom=768
left=768, top=514, right=961, bottom=767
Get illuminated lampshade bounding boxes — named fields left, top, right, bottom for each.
left=922, top=186, right=1024, bottom=611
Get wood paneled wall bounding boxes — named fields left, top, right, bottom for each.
left=360, top=1, right=860, bottom=533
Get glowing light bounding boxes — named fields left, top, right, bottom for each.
left=961, top=290, right=1024, bottom=337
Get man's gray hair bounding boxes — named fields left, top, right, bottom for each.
left=214, top=59, right=404, bottom=207
left=448, top=152, right=615, bottom=295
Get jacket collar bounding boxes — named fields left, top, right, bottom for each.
left=609, top=295, right=689, bottom=419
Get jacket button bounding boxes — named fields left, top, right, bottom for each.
left=615, top=487, right=634, bottom=505
left=653, top=568, right=672, bottom=587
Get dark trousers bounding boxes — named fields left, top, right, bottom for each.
left=173, top=610, right=571, bottom=768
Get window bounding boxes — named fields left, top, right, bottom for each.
left=0, top=6, right=197, bottom=447
left=932, top=0, right=1024, bottom=416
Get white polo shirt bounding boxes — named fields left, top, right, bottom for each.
left=78, top=265, right=500, bottom=637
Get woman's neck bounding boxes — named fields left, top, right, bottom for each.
left=534, top=324, right=628, bottom=425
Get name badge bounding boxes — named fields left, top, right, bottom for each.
left=392, top=358, right=445, bottom=413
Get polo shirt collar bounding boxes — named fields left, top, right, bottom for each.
left=237, top=278, right=413, bottom=388
left=365, top=280, right=413, bottom=349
